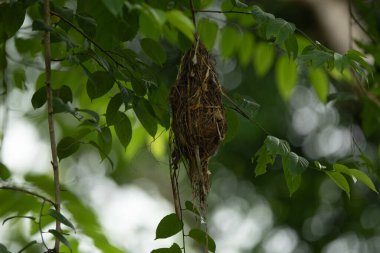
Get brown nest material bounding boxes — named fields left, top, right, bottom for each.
left=170, top=39, right=227, bottom=212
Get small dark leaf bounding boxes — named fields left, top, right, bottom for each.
left=76, top=14, right=97, bottom=38
left=114, top=111, right=132, bottom=149
left=97, top=127, right=112, bottom=157
left=52, top=97, right=75, bottom=114
left=0, top=243, right=12, bottom=253
left=151, top=243, right=182, bottom=253
left=48, top=229, right=72, bottom=252
left=31, top=87, right=47, bottom=109
left=185, top=201, right=200, bottom=216
left=76, top=108, right=100, bottom=122
left=188, top=228, right=216, bottom=253
left=32, top=19, right=51, bottom=31
left=106, top=93, right=123, bottom=126
left=0, top=2, right=26, bottom=40
left=88, top=141, right=114, bottom=168
left=57, top=137, right=80, bottom=160
left=54, top=85, right=73, bottom=103
left=155, top=213, right=183, bottom=239
left=133, top=98, right=157, bottom=137
left=47, top=209, right=76, bottom=232
left=86, top=71, right=115, bottom=100
left=0, top=162, right=11, bottom=180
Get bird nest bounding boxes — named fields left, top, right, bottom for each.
left=170, top=39, right=227, bottom=211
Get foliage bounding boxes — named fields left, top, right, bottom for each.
left=0, top=0, right=379, bottom=252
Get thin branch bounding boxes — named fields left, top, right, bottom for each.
left=0, top=186, right=55, bottom=205
left=194, top=9, right=251, bottom=15
left=189, top=0, right=197, bottom=28
left=348, top=0, right=378, bottom=44
left=39, top=200, right=49, bottom=251
left=43, top=1, right=61, bottom=252
left=50, top=11, right=126, bottom=69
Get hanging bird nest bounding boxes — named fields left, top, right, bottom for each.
left=170, top=39, right=227, bottom=212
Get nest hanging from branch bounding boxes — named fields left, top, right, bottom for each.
left=170, top=39, right=227, bottom=212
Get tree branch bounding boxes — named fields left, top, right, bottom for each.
left=43, top=1, right=61, bottom=252
left=0, top=186, right=55, bottom=205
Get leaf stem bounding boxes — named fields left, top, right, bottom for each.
left=43, top=0, right=61, bottom=251
left=0, top=186, right=55, bottom=205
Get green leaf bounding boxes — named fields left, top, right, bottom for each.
left=334, top=53, right=350, bottom=72
left=198, top=19, right=218, bottom=50
left=140, top=38, right=167, bottom=66
left=52, top=97, right=75, bottom=114
left=148, top=84, right=170, bottom=129
left=253, top=42, right=274, bottom=77
left=300, top=47, right=333, bottom=67
left=106, top=93, right=123, bottom=126
left=325, top=170, right=350, bottom=198
left=283, top=152, right=308, bottom=175
left=285, top=34, right=298, bottom=59
left=47, top=209, right=76, bottom=232
left=32, top=19, right=51, bottom=32
left=333, top=164, right=378, bottom=194
left=57, top=137, right=81, bottom=160
left=309, top=67, right=329, bottom=102
left=0, top=162, right=11, bottom=180
left=0, top=2, right=26, bottom=40
left=133, top=98, right=157, bottom=137
left=76, top=14, right=97, bottom=38
left=266, top=18, right=295, bottom=44
left=282, top=156, right=302, bottom=197
left=100, top=0, right=124, bottom=16
left=76, top=108, right=100, bottom=122
left=151, top=243, right=182, bottom=253
left=238, top=33, right=254, bottom=66
left=48, top=229, right=72, bottom=252
left=139, top=10, right=161, bottom=40
left=88, top=141, right=114, bottom=168
left=275, top=55, right=298, bottom=100
left=155, top=213, right=183, bottom=239
left=86, top=71, right=115, bottom=100
left=54, top=85, right=73, bottom=103
left=166, top=10, right=195, bottom=42
left=31, top=87, right=47, bottom=109
left=13, top=68, right=26, bottom=90
left=252, top=5, right=275, bottom=27
left=265, top=135, right=290, bottom=156
left=97, top=127, right=112, bottom=157
left=220, top=26, right=239, bottom=58
left=346, top=49, right=372, bottom=72
left=0, top=243, right=12, bottom=253
left=253, top=145, right=275, bottom=177
left=114, top=111, right=132, bottom=149
left=188, top=228, right=216, bottom=253
left=185, top=200, right=200, bottom=216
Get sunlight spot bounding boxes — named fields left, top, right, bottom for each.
left=263, top=228, right=298, bottom=253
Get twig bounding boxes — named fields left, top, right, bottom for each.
left=43, top=1, right=61, bottom=252
left=348, top=0, right=378, bottom=44
left=39, top=200, right=49, bottom=251
left=189, top=0, right=197, bottom=28
left=50, top=11, right=126, bottom=69
left=0, top=186, right=55, bottom=205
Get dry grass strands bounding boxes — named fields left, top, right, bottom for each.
left=170, top=39, right=227, bottom=213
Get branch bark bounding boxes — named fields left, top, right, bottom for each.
left=43, top=0, right=61, bottom=251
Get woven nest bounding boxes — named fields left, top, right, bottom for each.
left=170, top=39, right=227, bottom=211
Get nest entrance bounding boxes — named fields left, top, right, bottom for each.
left=170, top=40, right=227, bottom=212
